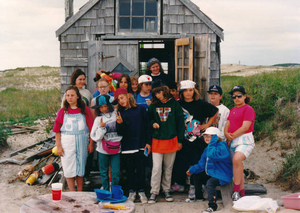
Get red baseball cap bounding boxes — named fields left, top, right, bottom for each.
left=111, top=88, right=128, bottom=105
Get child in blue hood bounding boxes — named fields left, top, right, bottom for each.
left=187, top=127, right=233, bottom=213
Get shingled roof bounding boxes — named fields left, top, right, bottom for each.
left=56, top=0, right=223, bottom=40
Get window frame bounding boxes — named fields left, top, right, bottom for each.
left=175, top=37, right=194, bottom=82
left=115, top=0, right=161, bottom=35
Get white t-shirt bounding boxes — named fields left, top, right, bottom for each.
left=211, top=104, right=230, bottom=140
left=61, top=88, right=92, bottom=108
left=90, top=111, right=123, bottom=154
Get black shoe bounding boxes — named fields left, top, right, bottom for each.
left=148, top=193, right=158, bottom=204
left=84, top=177, right=91, bottom=185
left=164, top=192, right=174, bottom=202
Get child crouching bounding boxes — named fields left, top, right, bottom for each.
left=187, top=127, right=233, bottom=213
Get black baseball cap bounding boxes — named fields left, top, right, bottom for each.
left=229, top=85, right=246, bottom=95
left=207, top=85, right=223, bottom=95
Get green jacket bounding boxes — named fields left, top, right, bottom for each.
left=148, top=98, right=185, bottom=142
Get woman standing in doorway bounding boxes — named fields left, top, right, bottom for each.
left=146, top=58, right=170, bottom=85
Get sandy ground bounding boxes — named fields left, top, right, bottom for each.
left=0, top=121, right=298, bottom=213
left=220, top=64, right=296, bottom=77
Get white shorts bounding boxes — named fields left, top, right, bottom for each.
left=230, top=132, right=255, bottom=159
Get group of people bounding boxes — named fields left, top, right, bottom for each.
left=53, top=58, right=256, bottom=213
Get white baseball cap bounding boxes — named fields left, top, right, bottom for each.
left=203, top=127, right=221, bottom=137
left=179, top=80, right=196, bottom=91
left=138, top=75, right=153, bottom=84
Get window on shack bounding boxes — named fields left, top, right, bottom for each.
left=116, top=0, right=160, bottom=34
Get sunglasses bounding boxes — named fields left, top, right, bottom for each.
left=144, top=83, right=152, bottom=86
left=231, top=94, right=243, bottom=99
left=99, top=86, right=108, bottom=89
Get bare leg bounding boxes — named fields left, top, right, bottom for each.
left=232, top=151, right=246, bottom=190
left=76, top=176, right=84, bottom=191
left=66, top=177, right=76, bottom=191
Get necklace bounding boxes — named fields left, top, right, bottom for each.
left=102, top=112, right=112, bottom=118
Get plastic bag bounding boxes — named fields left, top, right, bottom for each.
left=233, top=196, right=279, bottom=213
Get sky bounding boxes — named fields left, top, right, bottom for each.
left=0, top=0, right=299, bottom=70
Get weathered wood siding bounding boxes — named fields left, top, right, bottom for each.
left=58, top=0, right=222, bottom=97
left=162, top=0, right=221, bottom=90
left=59, top=0, right=114, bottom=96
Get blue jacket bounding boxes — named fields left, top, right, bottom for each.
left=188, top=135, right=233, bottom=185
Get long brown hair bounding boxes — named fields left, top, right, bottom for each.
left=179, top=88, right=200, bottom=101
left=245, top=95, right=252, bottom=104
left=63, top=86, right=86, bottom=115
left=116, top=94, right=137, bottom=111
left=151, top=86, right=173, bottom=105
left=70, top=69, right=86, bottom=86
left=117, top=74, right=133, bottom=93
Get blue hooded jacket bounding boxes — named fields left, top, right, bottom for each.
left=188, top=135, right=233, bottom=185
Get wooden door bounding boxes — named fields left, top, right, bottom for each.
left=174, top=37, right=194, bottom=82
left=175, top=35, right=211, bottom=100
left=88, top=40, right=139, bottom=92
left=194, top=34, right=210, bottom=100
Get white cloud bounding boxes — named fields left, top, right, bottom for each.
left=0, top=0, right=299, bottom=70
left=192, top=0, right=300, bottom=65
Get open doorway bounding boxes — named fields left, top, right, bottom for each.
left=139, top=40, right=175, bottom=81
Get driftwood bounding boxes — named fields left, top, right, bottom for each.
left=4, top=125, right=39, bottom=135
left=0, top=136, right=55, bottom=165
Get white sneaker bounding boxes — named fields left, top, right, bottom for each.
left=128, top=191, right=136, bottom=202
left=185, top=198, right=195, bottom=202
left=203, top=207, right=214, bottom=213
left=232, top=191, right=241, bottom=202
left=138, top=191, right=148, bottom=204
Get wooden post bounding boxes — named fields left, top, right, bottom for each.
left=65, top=0, right=74, bottom=22
left=219, top=181, right=233, bottom=209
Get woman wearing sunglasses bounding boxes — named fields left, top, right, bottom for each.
left=224, top=86, right=256, bottom=202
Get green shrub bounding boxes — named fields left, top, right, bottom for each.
left=275, top=143, right=300, bottom=191
left=0, top=124, right=9, bottom=148
left=221, top=68, right=300, bottom=140
left=0, top=88, right=61, bottom=125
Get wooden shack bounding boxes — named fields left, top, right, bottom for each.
left=56, top=0, right=223, bottom=100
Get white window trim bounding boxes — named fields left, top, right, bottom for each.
left=115, top=0, right=161, bottom=36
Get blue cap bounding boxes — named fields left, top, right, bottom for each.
left=92, top=95, right=109, bottom=109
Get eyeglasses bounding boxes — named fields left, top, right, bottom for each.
left=99, top=86, right=108, bottom=89
left=231, top=94, right=243, bottom=99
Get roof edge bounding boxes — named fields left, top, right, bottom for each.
left=179, top=0, right=224, bottom=40
left=56, top=0, right=100, bottom=37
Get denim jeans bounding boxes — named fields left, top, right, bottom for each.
left=98, top=152, right=120, bottom=191
left=206, top=177, right=220, bottom=210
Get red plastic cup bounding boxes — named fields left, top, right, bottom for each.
left=51, top=183, right=63, bottom=202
